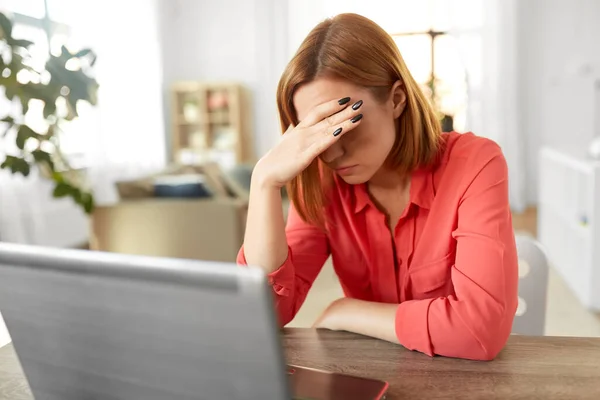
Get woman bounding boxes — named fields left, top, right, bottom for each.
left=237, top=13, right=518, bottom=361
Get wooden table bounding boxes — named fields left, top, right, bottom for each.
left=2, top=329, right=600, bottom=399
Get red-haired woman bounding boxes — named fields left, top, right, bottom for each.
left=237, top=13, right=518, bottom=361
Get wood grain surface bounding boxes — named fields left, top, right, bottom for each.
left=2, top=328, right=600, bottom=399
left=283, top=329, right=600, bottom=399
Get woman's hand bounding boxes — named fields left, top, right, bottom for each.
left=253, top=97, right=363, bottom=189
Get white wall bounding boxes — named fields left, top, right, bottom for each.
left=157, top=0, right=288, bottom=158
left=518, top=0, right=600, bottom=204
left=287, top=0, right=328, bottom=58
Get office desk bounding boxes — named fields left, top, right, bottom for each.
left=1, top=329, right=600, bottom=399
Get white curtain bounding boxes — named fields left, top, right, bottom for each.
left=0, top=0, right=167, bottom=245
left=452, top=0, right=527, bottom=212
left=68, top=0, right=167, bottom=205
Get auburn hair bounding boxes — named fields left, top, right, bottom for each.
left=276, top=13, right=442, bottom=227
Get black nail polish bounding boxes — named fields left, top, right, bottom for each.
left=352, top=100, right=363, bottom=110
left=338, top=97, right=351, bottom=105
left=351, top=114, right=363, bottom=123
left=333, top=127, right=343, bottom=136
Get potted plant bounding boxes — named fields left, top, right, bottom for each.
left=0, top=11, right=98, bottom=214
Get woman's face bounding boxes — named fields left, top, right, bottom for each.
left=293, top=77, right=405, bottom=185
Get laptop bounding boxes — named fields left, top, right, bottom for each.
left=0, top=242, right=388, bottom=400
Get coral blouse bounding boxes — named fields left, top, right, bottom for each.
left=237, top=132, right=518, bottom=360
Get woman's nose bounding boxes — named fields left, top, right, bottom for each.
left=319, top=141, right=344, bottom=164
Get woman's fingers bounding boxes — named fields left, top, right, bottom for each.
left=293, top=96, right=364, bottom=162
left=305, top=111, right=364, bottom=157
left=297, top=96, right=352, bottom=128
left=312, top=98, right=363, bottom=134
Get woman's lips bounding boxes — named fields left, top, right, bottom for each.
left=335, top=165, right=358, bottom=176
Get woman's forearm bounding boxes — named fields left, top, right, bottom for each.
left=242, top=174, right=289, bottom=274
left=315, top=298, right=399, bottom=344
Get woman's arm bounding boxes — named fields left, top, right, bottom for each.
left=238, top=197, right=330, bottom=326
left=242, top=175, right=289, bottom=273
left=237, top=96, right=363, bottom=325
left=315, top=149, right=519, bottom=361
left=313, top=298, right=399, bottom=343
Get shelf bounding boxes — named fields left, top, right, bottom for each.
left=170, top=81, right=253, bottom=165
left=208, top=111, right=230, bottom=125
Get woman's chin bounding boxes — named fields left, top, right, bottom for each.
left=337, top=173, right=368, bottom=185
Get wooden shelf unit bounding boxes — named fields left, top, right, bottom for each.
left=170, top=82, right=254, bottom=167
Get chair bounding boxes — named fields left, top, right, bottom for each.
left=512, top=234, right=549, bottom=336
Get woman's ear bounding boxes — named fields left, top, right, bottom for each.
left=390, top=80, right=407, bottom=118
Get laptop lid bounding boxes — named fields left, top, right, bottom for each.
left=0, top=242, right=291, bottom=400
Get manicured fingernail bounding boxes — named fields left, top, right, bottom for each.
left=351, top=114, right=363, bottom=123
left=338, top=97, right=351, bottom=105
left=333, top=127, right=343, bottom=136
left=352, top=100, right=363, bottom=110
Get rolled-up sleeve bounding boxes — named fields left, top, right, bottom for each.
left=237, top=202, right=330, bottom=326
left=395, top=146, right=519, bottom=360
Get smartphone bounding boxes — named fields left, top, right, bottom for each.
left=288, top=365, right=389, bottom=400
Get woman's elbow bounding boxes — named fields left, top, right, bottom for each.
left=447, top=304, right=514, bottom=361
left=451, top=326, right=510, bottom=361
left=472, top=313, right=514, bottom=361
left=476, top=336, right=508, bottom=361
left=273, top=293, right=305, bottom=327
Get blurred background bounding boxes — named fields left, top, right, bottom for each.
left=1, top=0, right=599, bottom=345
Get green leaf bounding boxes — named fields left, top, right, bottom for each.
left=0, top=155, right=13, bottom=169
left=16, top=131, right=26, bottom=149
left=1, top=123, right=14, bottom=137
left=3, top=72, right=18, bottom=100
left=51, top=170, right=65, bottom=183
left=61, top=45, right=71, bottom=59
left=79, top=192, right=94, bottom=214
left=0, top=12, right=13, bottom=38
left=9, top=39, right=33, bottom=48
left=46, top=56, right=99, bottom=107
left=53, top=182, right=73, bottom=198
left=74, top=49, right=92, bottom=58
left=1, top=155, right=31, bottom=176
left=21, top=82, right=52, bottom=103
left=20, top=97, right=30, bottom=115
left=20, top=161, right=30, bottom=176
left=43, top=100, right=57, bottom=119
left=46, top=124, right=56, bottom=138
left=51, top=182, right=94, bottom=214
left=4, top=85, right=16, bottom=101
left=16, top=125, right=38, bottom=149
left=32, top=149, right=55, bottom=169
left=63, top=99, right=77, bottom=120
left=72, top=188, right=82, bottom=203
left=1, top=116, right=14, bottom=124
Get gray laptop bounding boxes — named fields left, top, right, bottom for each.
left=0, top=243, right=388, bottom=400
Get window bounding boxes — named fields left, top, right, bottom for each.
left=1, top=0, right=90, bottom=169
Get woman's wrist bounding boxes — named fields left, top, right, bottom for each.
left=251, top=162, right=283, bottom=192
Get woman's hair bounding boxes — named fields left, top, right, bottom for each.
left=276, top=13, right=442, bottom=227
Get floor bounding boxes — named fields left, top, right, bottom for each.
left=1, top=208, right=599, bottom=348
